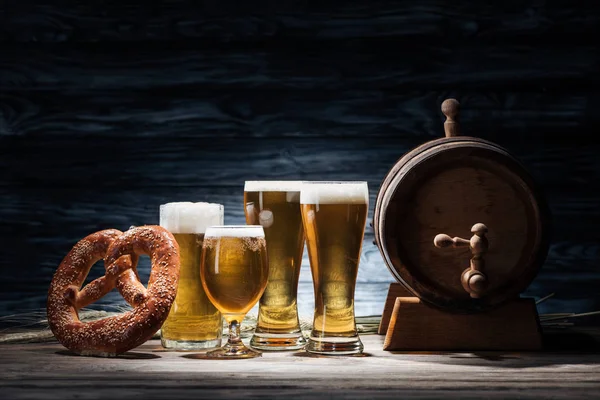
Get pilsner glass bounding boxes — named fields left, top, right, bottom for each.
left=244, top=181, right=306, bottom=350
left=300, top=181, right=368, bottom=355
left=201, top=225, right=269, bottom=359
left=159, top=202, right=224, bottom=350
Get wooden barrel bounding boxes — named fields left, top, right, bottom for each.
left=373, top=99, right=552, bottom=313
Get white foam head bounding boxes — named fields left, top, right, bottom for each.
left=300, top=181, right=369, bottom=205
left=159, top=202, right=224, bottom=234
left=244, top=181, right=304, bottom=192
left=205, top=225, right=265, bottom=238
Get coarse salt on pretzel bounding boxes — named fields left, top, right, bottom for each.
left=46, top=226, right=180, bottom=356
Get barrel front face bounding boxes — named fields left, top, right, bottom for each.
left=375, top=138, right=551, bottom=313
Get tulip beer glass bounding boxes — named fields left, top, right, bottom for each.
left=201, top=225, right=269, bottom=359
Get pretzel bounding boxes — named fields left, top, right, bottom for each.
left=47, top=226, right=180, bottom=356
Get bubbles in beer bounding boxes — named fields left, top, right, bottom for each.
left=204, top=236, right=267, bottom=254
left=204, top=225, right=266, bottom=253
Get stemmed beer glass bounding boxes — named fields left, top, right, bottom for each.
left=200, top=225, right=269, bottom=359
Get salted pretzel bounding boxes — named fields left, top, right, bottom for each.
left=47, top=226, right=180, bottom=356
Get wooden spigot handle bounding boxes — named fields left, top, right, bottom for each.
left=433, top=234, right=470, bottom=248
left=434, top=223, right=489, bottom=298
left=441, top=98, right=460, bottom=137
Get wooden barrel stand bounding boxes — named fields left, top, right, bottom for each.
left=378, top=283, right=543, bottom=351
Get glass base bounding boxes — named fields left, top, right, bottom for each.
left=205, top=342, right=262, bottom=359
left=305, top=335, right=364, bottom=355
left=250, top=332, right=306, bottom=351
left=161, top=337, right=221, bottom=351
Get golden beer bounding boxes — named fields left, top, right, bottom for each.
left=244, top=181, right=306, bottom=350
left=159, top=202, right=223, bottom=350
left=201, top=225, right=268, bottom=359
left=300, top=182, right=368, bottom=355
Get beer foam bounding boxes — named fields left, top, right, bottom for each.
left=300, top=182, right=369, bottom=205
left=205, top=225, right=265, bottom=238
left=159, top=202, right=224, bottom=234
left=244, top=181, right=304, bottom=192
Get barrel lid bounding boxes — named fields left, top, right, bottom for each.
left=374, top=99, right=551, bottom=313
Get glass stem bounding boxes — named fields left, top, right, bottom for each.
left=228, top=319, right=242, bottom=345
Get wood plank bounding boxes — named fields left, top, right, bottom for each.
left=0, top=336, right=599, bottom=399
left=3, top=1, right=599, bottom=42
left=0, top=186, right=597, bottom=253
left=0, top=186, right=598, bottom=318
left=3, top=43, right=597, bottom=90
left=0, top=87, right=596, bottom=139
left=1, top=138, right=598, bottom=189
left=1, top=42, right=597, bottom=139
left=0, top=137, right=420, bottom=187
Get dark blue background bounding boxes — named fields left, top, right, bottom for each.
left=1, top=1, right=598, bottom=322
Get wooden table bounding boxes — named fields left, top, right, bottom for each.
left=1, top=334, right=599, bottom=399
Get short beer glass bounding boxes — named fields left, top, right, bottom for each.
left=159, top=202, right=224, bottom=350
left=201, top=225, right=269, bottom=359
left=244, top=181, right=306, bottom=350
left=300, top=181, right=368, bottom=355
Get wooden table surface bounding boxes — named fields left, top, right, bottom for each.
left=1, top=334, right=599, bottom=399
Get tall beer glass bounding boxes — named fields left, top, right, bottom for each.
left=159, top=202, right=224, bottom=350
left=300, top=181, right=368, bottom=355
left=201, top=225, right=269, bottom=359
left=244, top=181, right=306, bottom=350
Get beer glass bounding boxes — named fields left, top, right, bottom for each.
left=159, top=202, right=224, bottom=350
left=300, top=181, right=368, bottom=355
left=244, top=181, right=306, bottom=350
left=201, top=225, right=269, bottom=359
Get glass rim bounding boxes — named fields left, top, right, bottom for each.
left=206, top=225, right=263, bottom=229
left=205, top=225, right=265, bottom=238
left=244, top=180, right=305, bottom=183
left=244, top=180, right=305, bottom=192
left=159, top=201, right=224, bottom=207
left=301, top=181, right=368, bottom=185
